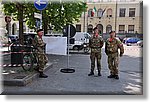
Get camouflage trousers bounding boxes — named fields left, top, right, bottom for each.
left=36, top=52, right=48, bottom=72
left=90, top=51, right=102, bottom=72
left=107, top=53, right=119, bottom=75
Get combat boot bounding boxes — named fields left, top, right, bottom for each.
left=107, top=74, right=115, bottom=78
left=88, top=71, right=94, bottom=76
left=39, top=72, right=48, bottom=78
left=98, top=71, right=101, bottom=76
left=114, top=75, right=119, bottom=79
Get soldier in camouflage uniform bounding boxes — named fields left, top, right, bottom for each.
left=33, top=29, right=48, bottom=78
left=105, top=31, right=124, bottom=79
left=88, top=27, right=104, bottom=76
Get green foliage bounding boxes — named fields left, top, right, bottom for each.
left=3, top=1, right=87, bottom=31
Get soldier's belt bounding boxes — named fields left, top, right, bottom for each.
left=108, top=51, right=118, bottom=54
left=91, top=47, right=101, bottom=48
left=37, top=46, right=44, bottom=48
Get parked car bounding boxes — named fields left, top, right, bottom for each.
left=124, top=37, right=141, bottom=46
left=8, top=35, right=19, bottom=43
left=137, top=40, right=143, bottom=47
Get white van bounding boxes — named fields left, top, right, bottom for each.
left=68, top=32, right=91, bottom=50
left=73, top=32, right=91, bottom=44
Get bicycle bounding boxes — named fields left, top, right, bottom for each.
left=21, top=45, right=38, bottom=71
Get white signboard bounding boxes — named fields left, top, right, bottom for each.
left=43, top=36, right=67, bottom=55
left=34, top=12, right=42, bottom=19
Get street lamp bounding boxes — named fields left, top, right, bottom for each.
left=61, top=5, right=64, bottom=11
left=59, top=1, right=64, bottom=30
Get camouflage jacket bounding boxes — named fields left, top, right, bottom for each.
left=105, top=37, right=124, bottom=55
left=89, top=34, right=104, bottom=52
left=33, top=35, right=46, bottom=53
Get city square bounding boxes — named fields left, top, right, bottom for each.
left=0, top=0, right=143, bottom=95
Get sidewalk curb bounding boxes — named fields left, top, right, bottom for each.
left=3, top=63, right=53, bottom=86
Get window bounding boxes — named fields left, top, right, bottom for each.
left=129, top=8, right=135, bottom=17
left=87, top=24, right=93, bottom=34
left=88, top=0, right=93, bottom=3
left=119, top=8, right=126, bottom=17
left=120, top=0, right=126, bottom=1
left=98, top=0, right=103, bottom=2
left=106, top=25, right=112, bottom=33
left=128, top=25, right=134, bottom=33
left=107, top=8, right=112, bottom=17
left=130, top=0, right=136, bottom=2
left=12, top=23, right=17, bottom=35
left=97, top=9, right=103, bottom=17
left=97, top=24, right=103, bottom=34
left=88, top=9, right=93, bottom=17
left=76, top=24, right=81, bottom=32
left=119, top=25, right=125, bottom=33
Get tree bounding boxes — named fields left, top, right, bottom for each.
left=3, top=1, right=26, bottom=44
left=3, top=1, right=87, bottom=39
left=45, top=2, right=87, bottom=32
left=25, top=2, right=87, bottom=33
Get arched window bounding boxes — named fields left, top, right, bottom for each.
left=88, top=9, right=94, bottom=17
left=12, top=23, right=17, bottom=35
left=87, top=24, right=93, bottom=34
left=107, top=8, right=112, bottom=17
left=97, top=9, right=103, bottom=17
left=96, top=24, right=103, bottom=35
left=106, top=25, right=112, bottom=33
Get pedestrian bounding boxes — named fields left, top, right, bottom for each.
left=105, top=31, right=124, bottom=79
left=33, top=29, right=48, bottom=78
left=88, top=27, right=104, bottom=76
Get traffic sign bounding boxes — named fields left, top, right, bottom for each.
left=34, top=13, right=42, bottom=19
left=36, top=20, right=41, bottom=28
left=63, top=25, right=76, bottom=38
left=34, top=0, right=48, bottom=11
left=5, top=16, right=11, bottom=23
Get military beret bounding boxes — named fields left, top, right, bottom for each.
left=93, top=27, right=98, bottom=31
left=109, top=31, right=115, bottom=34
left=37, top=29, right=43, bottom=33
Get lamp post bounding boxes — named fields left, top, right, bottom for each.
left=60, top=0, right=75, bottom=73
left=40, top=10, right=42, bottom=29
left=60, top=0, right=64, bottom=30
left=34, top=0, right=48, bottom=29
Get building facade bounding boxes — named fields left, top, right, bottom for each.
left=74, top=0, right=143, bottom=35
left=0, top=0, right=143, bottom=36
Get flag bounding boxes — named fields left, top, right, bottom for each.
left=98, top=8, right=106, bottom=18
left=91, top=6, right=97, bottom=17
left=101, top=8, right=106, bottom=17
